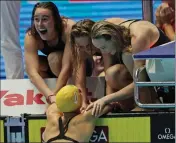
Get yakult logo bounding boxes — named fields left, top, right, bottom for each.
left=0, top=88, right=94, bottom=106
left=89, top=126, right=109, bottom=143
left=0, top=90, right=46, bottom=106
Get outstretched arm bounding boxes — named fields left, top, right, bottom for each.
left=53, top=43, right=72, bottom=94
left=84, top=103, right=114, bottom=120
left=86, top=82, right=134, bottom=116
left=86, top=27, right=158, bottom=116
left=103, top=28, right=156, bottom=104
left=24, top=33, right=54, bottom=100
left=74, top=52, right=89, bottom=112
left=53, top=20, right=75, bottom=95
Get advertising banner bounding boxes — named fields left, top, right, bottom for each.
left=25, top=115, right=151, bottom=143
left=25, top=112, right=175, bottom=143
left=0, top=77, right=105, bottom=116
left=150, top=113, right=175, bottom=143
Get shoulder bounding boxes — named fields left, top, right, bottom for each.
left=105, top=18, right=126, bottom=25
left=24, top=31, right=43, bottom=51
left=130, top=20, right=159, bottom=43
left=24, top=31, right=33, bottom=41
left=46, top=103, right=61, bottom=118
left=131, top=20, right=159, bottom=34
left=24, top=31, right=41, bottom=45
left=62, top=18, right=75, bottom=42
left=63, top=18, right=75, bottom=35
left=24, top=31, right=39, bottom=49
left=45, top=104, right=62, bottom=131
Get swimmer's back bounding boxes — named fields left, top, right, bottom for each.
left=43, top=103, right=96, bottom=143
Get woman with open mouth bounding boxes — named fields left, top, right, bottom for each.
left=24, top=2, right=88, bottom=109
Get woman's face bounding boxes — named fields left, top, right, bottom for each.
left=75, top=36, right=99, bottom=55
left=34, top=8, right=56, bottom=40
left=92, top=38, right=117, bottom=55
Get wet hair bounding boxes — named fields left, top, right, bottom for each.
left=91, top=21, right=131, bottom=52
left=70, top=19, right=95, bottom=75
left=26, top=2, right=67, bottom=39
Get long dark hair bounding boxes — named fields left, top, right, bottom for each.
left=70, top=19, right=95, bottom=75
left=26, top=2, right=66, bottom=39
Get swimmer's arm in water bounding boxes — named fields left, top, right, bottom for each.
left=24, top=33, right=54, bottom=98
left=53, top=20, right=75, bottom=95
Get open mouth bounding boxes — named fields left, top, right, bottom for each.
left=39, top=29, right=47, bottom=34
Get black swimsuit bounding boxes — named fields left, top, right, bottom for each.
left=117, top=19, right=170, bottom=64
left=40, top=39, right=65, bottom=56
left=44, top=117, right=79, bottom=143
left=119, top=19, right=170, bottom=47
left=39, top=38, right=65, bottom=78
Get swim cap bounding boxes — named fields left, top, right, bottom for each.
left=56, top=85, right=82, bottom=112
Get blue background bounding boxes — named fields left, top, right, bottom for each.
left=0, top=0, right=162, bottom=79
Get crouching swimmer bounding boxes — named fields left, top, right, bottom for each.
left=42, top=85, right=113, bottom=143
